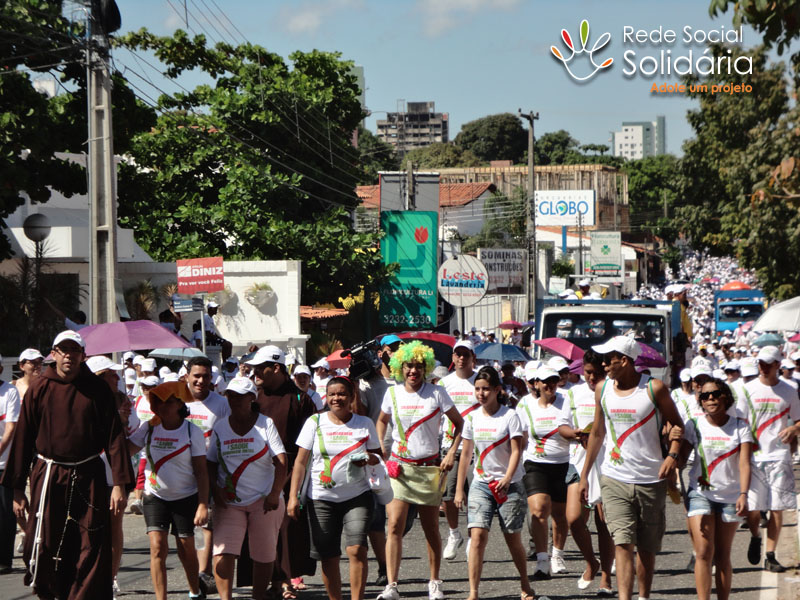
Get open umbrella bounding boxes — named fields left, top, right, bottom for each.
left=326, top=349, right=352, bottom=370
left=533, top=338, right=585, bottom=361
left=752, top=296, right=800, bottom=333
left=474, top=343, right=531, bottom=363
left=752, top=332, right=785, bottom=348
left=498, top=320, right=522, bottom=329
left=721, top=281, right=751, bottom=291
left=635, top=342, right=668, bottom=368
left=149, top=347, right=206, bottom=360
left=79, top=320, right=191, bottom=355
left=789, top=332, right=800, bottom=343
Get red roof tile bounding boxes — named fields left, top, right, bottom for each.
left=300, top=305, right=349, bottom=320
left=355, top=182, right=495, bottom=210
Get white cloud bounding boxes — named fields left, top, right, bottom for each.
left=416, top=0, right=521, bottom=36
left=281, top=0, right=364, bottom=36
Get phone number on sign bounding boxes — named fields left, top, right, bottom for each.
left=381, top=314, right=432, bottom=325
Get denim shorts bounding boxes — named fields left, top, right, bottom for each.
left=467, top=479, right=527, bottom=534
left=565, top=463, right=580, bottom=486
left=686, top=488, right=742, bottom=523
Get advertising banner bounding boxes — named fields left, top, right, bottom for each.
left=535, top=190, right=596, bottom=226
left=176, top=257, right=225, bottom=294
left=590, top=231, right=623, bottom=276
left=379, top=211, right=439, bottom=329
left=478, top=248, right=526, bottom=294
left=438, top=255, right=489, bottom=307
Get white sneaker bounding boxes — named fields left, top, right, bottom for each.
left=551, top=553, right=568, bottom=574
left=15, top=533, right=24, bottom=554
left=443, top=530, right=463, bottom=560
left=129, top=499, right=143, bottom=515
left=428, top=579, right=444, bottom=600
left=377, top=582, right=400, bottom=600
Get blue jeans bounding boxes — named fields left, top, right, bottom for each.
left=686, top=488, right=741, bottom=523
left=467, top=479, right=527, bottom=534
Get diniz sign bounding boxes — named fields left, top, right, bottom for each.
left=177, top=256, right=225, bottom=294
left=438, top=255, right=489, bottom=308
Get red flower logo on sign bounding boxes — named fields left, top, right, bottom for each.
left=414, top=227, right=428, bottom=244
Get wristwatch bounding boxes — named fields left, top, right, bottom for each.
left=667, top=452, right=679, bottom=460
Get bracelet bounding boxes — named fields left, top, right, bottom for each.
left=739, top=492, right=747, bottom=495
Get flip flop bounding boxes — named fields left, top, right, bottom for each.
left=597, top=588, right=615, bottom=597
left=291, top=577, right=307, bottom=591
left=578, top=575, right=593, bottom=590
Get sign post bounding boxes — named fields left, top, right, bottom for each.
left=176, top=257, right=225, bottom=354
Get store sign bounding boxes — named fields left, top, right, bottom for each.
left=438, top=255, right=489, bottom=307
left=478, top=248, right=526, bottom=294
left=176, top=256, right=225, bottom=294
left=379, top=211, right=439, bottom=329
left=589, top=231, right=622, bottom=276
left=535, top=190, right=596, bottom=226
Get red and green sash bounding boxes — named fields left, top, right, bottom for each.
left=474, top=432, right=510, bottom=477
left=601, top=379, right=658, bottom=466
left=521, top=400, right=560, bottom=457
left=216, top=434, right=270, bottom=503
left=145, top=422, right=192, bottom=491
left=693, top=418, right=742, bottom=490
left=312, top=414, right=370, bottom=488
left=389, top=386, right=441, bottom=457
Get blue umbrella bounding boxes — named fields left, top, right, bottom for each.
left=751, top=332, right=784, bottom=348
left=148, top=347, right=207, bottom=360
left=474, top=343, right=531, bottom=363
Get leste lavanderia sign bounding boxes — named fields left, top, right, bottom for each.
left=379, top=211, right=439, bottom=329
left=438, top=255, right=488, bottom=307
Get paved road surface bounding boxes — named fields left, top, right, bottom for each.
left=2, top=490, right=798, bottom=600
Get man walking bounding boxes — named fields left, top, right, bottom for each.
left=0, top=357, right=21, bottom=573
left=2, top=331, right=131, bottom=599
left=580, top=336, right=684, bottom=600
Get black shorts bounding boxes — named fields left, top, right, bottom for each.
left=142, top=493, right=198, bottom=538
left=522, top=461, right=569, bottom=503
left=307, top=491, right=374, bottom=560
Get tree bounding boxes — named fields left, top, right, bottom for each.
left=624, top=154, right=680, bottom=242
left=454, top=113, right=527, bottom=163
left=534, top=130, right=583, bottom=165
left=403, top=143, right=482, bottom=169
left=356, top=125, right=398, bottom=184
left=116, top=30, right=393, bottom=304
left=709, top=0, right=800, bottom=56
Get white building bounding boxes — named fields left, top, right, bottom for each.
left=611, top=116, right=666, bottom=160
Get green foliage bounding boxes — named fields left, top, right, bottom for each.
left=709, top=0, right=800, bottom=56
left=404, top=143, right=482, bottom=169
left=454, top=113, right=527, bottom=163
left=551, top=257, right=574, bottom=278
left=535, top=130, right=582, bottom=165
left=624, top=154, right=680, bottom=241
left=461, top=187, right=526, bottom=253
left=116, top=29, right=393, bottom=304
left=357, top=125, right=398, bottom=184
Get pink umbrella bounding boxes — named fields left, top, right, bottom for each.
left=569, top=358, right=584, bottom=374
left=635, top=342, right=668, bottom=368
left=789, top=332, right=800, bottom=343
left=533, top=337, right=585, bottom=361
left=741, top=320, right=755, bottom=333
left=326, top=349, right=352, bottom=370
left=498, top=320, right=523, bottom=329
left=79, top=320, right=191, bottom=355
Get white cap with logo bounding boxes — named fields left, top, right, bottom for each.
left=311, top=358, right=330, bottom=370
left=453, top=340, right=474, bottom=352
left=294, top=365, right=312, bottom=377
left=246, top=345, right=286, bottom=366
left=53, top=330, right=85, bottom=348
left=756, top=345, right=782, bottom=364
left=86, top=355, right=123, bottom=374
left=740, top=357, right=758, bottom=378
left=225, top=376, right=258, bottom=395
left=591, top=336, right=642, bottom=360
left=19, top=348, right=44, bottom=362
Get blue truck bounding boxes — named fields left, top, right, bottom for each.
left=713, top=289, right=765, bottom=338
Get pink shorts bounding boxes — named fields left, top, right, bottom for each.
left=212, top=495, right=285, bottom=563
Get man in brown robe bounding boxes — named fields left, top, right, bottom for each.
left=1, top=330, right=131, bottom=599
left=244, top=345, right=316, bottom=596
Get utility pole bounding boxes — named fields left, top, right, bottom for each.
left=519, top=109, right=539, bottom=319
left=87, top=1, right=121, bottom=325
left=405, top=159, right=415, bottom=210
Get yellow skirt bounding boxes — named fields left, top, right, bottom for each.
left=390, top=464, right=444, bottom=506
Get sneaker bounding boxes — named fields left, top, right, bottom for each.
left=533, top=558, right=551, bottom=580
left=375, top=568, right=388, bottom=587
left=15, top=533, right=24, bottom=555
left=686, top=553, right=696, bottom=571
left=199, top=572, right=217, bottom=596
left=428, top=579, right=444, bottom=600
left=443, top=530, right=463, bottom=560
left=112, top=577, right=120, bottom=599
left=551, top=553, right=567, bottom=574
left=747, top=536, right=762, bottom=565
left=765, top=555, right=787, bottom=573
left=129, top=499, right=143, bottom=515
left=377, top=582, right=400, bottom=600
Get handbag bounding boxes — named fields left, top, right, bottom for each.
left=367, top=456, right=394, bottom=504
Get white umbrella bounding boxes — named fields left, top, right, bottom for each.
left=752, top=296, right=800, bottom=332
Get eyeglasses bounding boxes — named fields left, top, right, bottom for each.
left=698, top=390, right=724, bottom=401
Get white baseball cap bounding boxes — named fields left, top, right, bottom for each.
left=86, top=355, right=123, bottom=373
left=123, top=351, right=135, bottom=362
left=719, top=337, right=731, bottom=345
left=141, top=358, right=157, bottom=372
left=679, top=368, right=692, bottom=382
left=159, top=366, right=172, bottom=378
left=535, top=366, right=560, bottom=381
left=547, top=356, right=569, bottom=371
left=690, top=363, right=713, bottom=379
left=207, top=300, right=220, bottom=308
left=246, top=345, right=286, bottom=366
left=140, top=375, right=160, bottom=387
left=52, top=330, right=85, bottom=349
left=712, top=369, right=726, bottom=380
left=723, top=359, right=741, bottom=372
left=524, top=360, right=541, bottom=381
left=592, top=336, right=642, bottom=360
left=453, top=340, right=474, bottom=352
left=740, top=357, right=758, bottom=377
left=557, top=290, right=571, bottom=298
left=294, top=365, right=312, bottom=377
left=19, top=348, right=43, bottom=362
left=132, top=355, right=145, bottom=366
left=780, top=358, right=796, bottom=370
left=790, top=350, right=800, bottom=362
left=578, top=278, right=591, bottom=287
left=480, top=327, right=486, bottom=333
left=311, top=358, right=330, bottom=370
left=124, top=368, right=137, bottom=385
left=756, top=345, right=781, bottom=364
left=225, top=376, right=258, bottom=395
left=162, top=373, right=180, bottom=382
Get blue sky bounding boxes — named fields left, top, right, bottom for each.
left=118, top=0, right=777, bottom=156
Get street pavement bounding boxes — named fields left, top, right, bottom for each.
left=2, top=489, right=798, bottom=600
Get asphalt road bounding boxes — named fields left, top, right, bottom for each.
left=2, top=489, right=798, bottom=600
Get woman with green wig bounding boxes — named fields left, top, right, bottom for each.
left=375, top=340, right=464, bottom=600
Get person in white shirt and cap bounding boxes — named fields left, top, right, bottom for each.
left=575, top=279, right=592, bottom=299
left=311, top=358, right=332, bottom=392
left=203, top=301, right=233, bottom=361
left=467, top=327, right=482, bottom=347
left=547, top=356, right=572, bottom=391
left=12, top=348, right=43, bottom=401
left=292, top=365, right=323, bottom=411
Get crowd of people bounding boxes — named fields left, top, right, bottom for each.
left=1, top=250, right=799, bottom=600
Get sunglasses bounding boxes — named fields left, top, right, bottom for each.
left=698, top=390, right=724, bottom=401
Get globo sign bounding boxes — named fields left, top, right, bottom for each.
left=534, top=190, right=596, bottom=226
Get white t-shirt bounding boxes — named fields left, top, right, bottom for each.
left=186, top=390, right=232, bottom=448
left=463, top=404, right=524, bottom=483
left=380, top=382, right=454, bottom=461
left=207, top=414, right=286, bottom=506
left=296, top=412, right=380, bottom=501
left=684, top=415, right=752, bottom=504
left=673, top=390, right=705, bottom=425
left=516, top=392, right=571, bottom=464
left=126, top=409, right=141, bottom=438
left=0, top=382, right=21, bottom=470
left=203, top=313, right=218, bottom=335
left=564, top=383, right=597, bottom=465
left=780, top=375, right=799, bottom=391
left=308, top=389, right=324, bottom=412
left=129, top=420, right=206, bottom=501
left=439, top=372, right=478, bottom=451
left=738, top=378, right=800, bottom=462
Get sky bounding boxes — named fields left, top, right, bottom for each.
left=117, top=0, right=780, bottom=156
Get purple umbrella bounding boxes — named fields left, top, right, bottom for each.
left=533, top=337, right=585, bottom=361
left=569, top=358, right=584, bottom=375
left=79, top=320, right=191, bottom=355
left=635, top=342, right=668, bottom=368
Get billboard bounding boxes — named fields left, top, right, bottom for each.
left=379, top=211, right=439, bottom=329
left=478, top=248, right=526, bottom=294
left=589, top=231, right=622, bottom=276
left=535, top=190, right=596, bottom=226
left=438, top=255, right=488, bottom=307
left=176, top=256, right=224, bottom=294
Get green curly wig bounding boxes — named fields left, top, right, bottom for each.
left=388, top=340, right=436, bottom=381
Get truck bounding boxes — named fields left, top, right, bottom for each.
left=534, top=298, right=683, bottom=386
left=713, top=289, right=765, bottom=338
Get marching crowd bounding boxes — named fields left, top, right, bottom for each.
left=1, top=261, right=800, bottom=600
